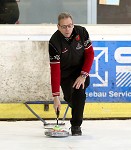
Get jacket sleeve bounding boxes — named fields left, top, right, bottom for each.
left=49, top=42, right=61, bottom=97
left=81, top=27, right=94, bottom=77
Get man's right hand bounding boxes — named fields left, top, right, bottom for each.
left=53, top=96, right=61, bottom=112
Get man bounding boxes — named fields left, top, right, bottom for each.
left=49, top=12, right=94, bottom=136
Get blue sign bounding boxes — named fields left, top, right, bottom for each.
left=86, top=41, right=131, bottom=102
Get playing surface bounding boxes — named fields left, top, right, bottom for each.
left=0, top=120, right=131, bottom=150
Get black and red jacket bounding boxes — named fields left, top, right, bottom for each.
left=49, top=25, right=94, bottom=97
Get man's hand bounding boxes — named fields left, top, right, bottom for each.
left=53, top=96, right=61, bottom=112
left=73, top=75, right=86, bottom=89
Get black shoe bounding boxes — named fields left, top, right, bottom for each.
left=71, top=126, right=82, bottom=136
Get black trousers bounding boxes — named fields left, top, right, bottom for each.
left=61, top=75, right=90, bottom=127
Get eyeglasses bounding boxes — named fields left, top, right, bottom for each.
left=59, top=24, right=74, bottom=29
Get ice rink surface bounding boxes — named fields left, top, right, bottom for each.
left=0, top=120, right=131, bottom=150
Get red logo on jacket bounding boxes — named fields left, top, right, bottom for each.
left=75, top=35, right=80, bottom=41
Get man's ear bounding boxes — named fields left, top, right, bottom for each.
left=57, top=24, right=60, bottom=30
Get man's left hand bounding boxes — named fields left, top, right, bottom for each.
left=73, top=75, right=86, bottom=89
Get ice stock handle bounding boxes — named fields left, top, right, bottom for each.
left=56, top=108, right=60, bottom=118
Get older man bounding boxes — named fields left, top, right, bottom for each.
left=49, top=12, right=94, bottom=136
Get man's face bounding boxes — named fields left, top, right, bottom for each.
left=57, top=17, right=74, bottom=38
